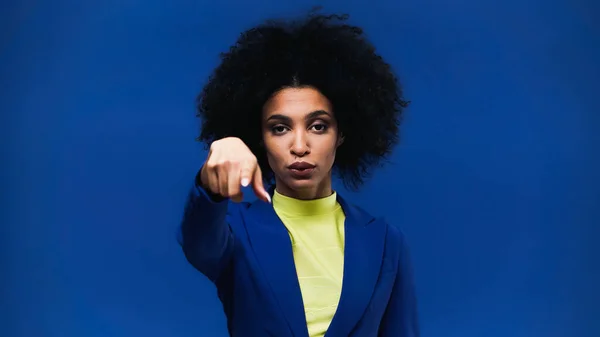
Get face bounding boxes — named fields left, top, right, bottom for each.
left=261, top=87, right=342, bottom=200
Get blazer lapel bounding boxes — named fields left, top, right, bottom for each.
left=243, top=200, right=309, bottom=337
left=242, top=193, right=387, bottom=337
left=325, top=195, right=387, bottom=337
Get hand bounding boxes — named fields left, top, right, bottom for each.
left=199, top=137, right=271, bottom=203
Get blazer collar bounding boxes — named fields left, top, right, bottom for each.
left=243, top=192, right=387, bottom=337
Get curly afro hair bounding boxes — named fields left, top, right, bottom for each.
left=197, top=11, right=409, bottom=190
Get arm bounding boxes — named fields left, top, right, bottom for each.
left=378, top=232, right=420, bottom=337
left=177, top=170, right=235, bottom=283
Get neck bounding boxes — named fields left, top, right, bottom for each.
left=274, top=177, right=333, bottom=200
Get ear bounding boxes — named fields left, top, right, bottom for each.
left=336, top=133, right=345, bottom=147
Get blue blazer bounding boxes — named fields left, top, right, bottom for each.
left=179, top=183, right=419, bottom=337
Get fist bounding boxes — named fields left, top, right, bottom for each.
left=199, top=137, right=271, bottom=203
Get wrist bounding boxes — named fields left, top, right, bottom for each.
left=195, top=166, right=226, bottom=202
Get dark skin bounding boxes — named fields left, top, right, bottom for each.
left=200, top=87, right=343, bottom=202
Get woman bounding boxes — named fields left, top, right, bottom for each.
left=179, top=11, right=419, bottom=337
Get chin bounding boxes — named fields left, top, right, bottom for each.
left=285, top=178, right=316, bottom=190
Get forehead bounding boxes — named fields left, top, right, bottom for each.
left=262, top=87, right=333, bottom=118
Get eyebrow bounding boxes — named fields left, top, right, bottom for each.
left=266, top=110, right=331, bottom=123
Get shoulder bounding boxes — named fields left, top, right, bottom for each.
left=383, top=220, right=408, bottom=246
left=342, top=198, right=407, bottom=240
left=342, top=198, right=410, bottom=256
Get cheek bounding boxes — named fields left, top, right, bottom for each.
left=327, top=150, right=337, bottom=166
left=319, top=139, right=339, bottom=166
left=264, top=138, right=286, bottom=166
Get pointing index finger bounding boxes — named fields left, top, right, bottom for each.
left=252, top=165, right=271, bottom=203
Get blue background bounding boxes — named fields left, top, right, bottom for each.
left=2, top=0, right=598, bottom=336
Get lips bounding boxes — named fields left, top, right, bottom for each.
left=288, top=162, right=316, bottom=179
left=288, top=162, right=316, bottom=170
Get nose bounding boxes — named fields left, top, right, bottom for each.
left=290, top=130, right=310, bottom=157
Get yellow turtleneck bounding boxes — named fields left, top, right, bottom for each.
left=272, top=190, right=346, bottom=337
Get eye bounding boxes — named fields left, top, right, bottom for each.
left=310, top=123, right=328, bottom=133
left=271, top=125, right=289, bottom=134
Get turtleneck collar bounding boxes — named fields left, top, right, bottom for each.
left=272, top=189, right=339, bottom=217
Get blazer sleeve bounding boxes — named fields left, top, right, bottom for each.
left=177, top=172, right=235, bottom=283
left=378, top=231, right=420, bottom=337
